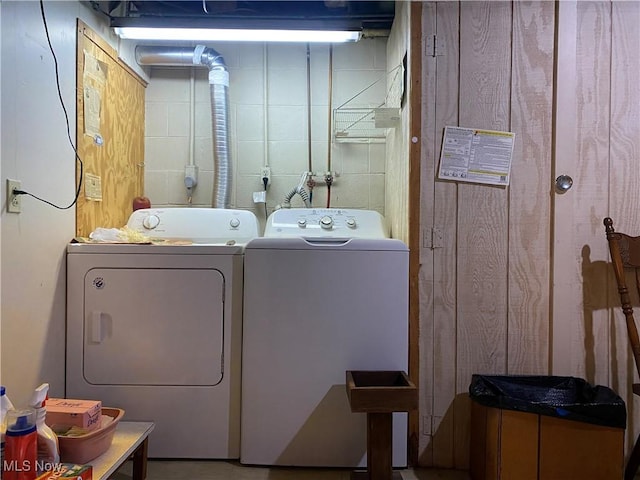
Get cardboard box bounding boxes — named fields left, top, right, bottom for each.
left=45, top=399, right=102, bottom=432
left=469, top=401, right=624, bottom=480
left=36, top=463, right=92, bottom=480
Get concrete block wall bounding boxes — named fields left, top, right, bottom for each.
left=144, top=38, right=390, bottom=230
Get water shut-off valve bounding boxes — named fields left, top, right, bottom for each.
left=185, top=165, right=198, bottom=203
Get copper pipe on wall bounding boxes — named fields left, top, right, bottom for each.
left=325, top=44, right=334, bottom=208
left=306, top=43, right=312, bottom=173
left=327, top=44, right=333, bottom=174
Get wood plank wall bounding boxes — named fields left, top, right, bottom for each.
left=454, top=3, right=513, bottom=468
left=419, top=1, right=461, bottom=467
left=554, top=2, right=613, bottom=386
left=608, top=1, right=640, bottom=457
left=552, top=0, right=640, bottom=463
left=75, top=21, right=147, bottom=237
left=417, top=1, right=555, bottom=468
left=554, top=0, right=640, bottom=461
left=416, top=0, right=640, bottom=469
left=508, top=2, right=554, bottom=378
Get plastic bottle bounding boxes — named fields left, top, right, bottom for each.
left=1, top=386, right=16, bottom=479
left=29, top=384, right=59, bottom=469
left=4, top=408, right=37, bottom=480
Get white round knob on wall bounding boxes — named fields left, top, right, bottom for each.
left=229, top=217, right=240, bottom=228
left=298, top=218, right=307, bottom=228
left=142, top=214, right=160, bottom=230
left=346, top=218, right=357, bottom=229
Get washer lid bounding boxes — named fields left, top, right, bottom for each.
left=245, top=236, right=408, bottom=252
left=264, top=208, right=389, bottom=239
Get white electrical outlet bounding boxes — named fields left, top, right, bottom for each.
left=7, top=179, right=21, bottom=214
left=261, top=167, right=271, bottom=187
left=253, top=191, right=267, bottom=203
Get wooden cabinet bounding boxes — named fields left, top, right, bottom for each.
left=470, top=402, right=624, bottom=480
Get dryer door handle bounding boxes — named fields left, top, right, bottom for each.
left=90, top=311, right=104, bottom=343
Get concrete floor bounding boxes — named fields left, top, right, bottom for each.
left=113, top=460, right=472, bottom=480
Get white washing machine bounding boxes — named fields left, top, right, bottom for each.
left=240, top=208, right=409, bottom=467
left=66, top=208, right=259, bottom=459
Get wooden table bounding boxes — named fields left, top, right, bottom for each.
left=89, top=421, right=155, bottom=480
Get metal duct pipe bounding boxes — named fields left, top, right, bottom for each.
left=136, top=45, right=231, bottom=208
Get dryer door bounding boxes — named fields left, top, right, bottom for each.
left=82, top=267, right=224, bottom=386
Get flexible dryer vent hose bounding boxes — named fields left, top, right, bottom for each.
left=135, top=45, right=231, bottom=209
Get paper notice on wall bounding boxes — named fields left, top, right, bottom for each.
left=83, top=51, right=107, bottom=138
left=84, top=51, right=108, bottom=85
left=84, top=173, right=103, bottom=201
left=83, top=85, right=102, bottom=138
left=438, top=126, right=515, bottom=186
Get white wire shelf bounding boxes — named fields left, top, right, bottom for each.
left=333, top=107, right=400, bottom=143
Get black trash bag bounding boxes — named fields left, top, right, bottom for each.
left=469, top=374, right=626, bottom=429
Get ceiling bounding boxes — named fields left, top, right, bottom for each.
left=96, top=1, right=395, bottom=32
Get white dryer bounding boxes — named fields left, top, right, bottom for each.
left=240, top=208, right=409, bottom=467
left=66, top=208, right=259, bottom=459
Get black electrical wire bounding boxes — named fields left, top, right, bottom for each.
left=13, top=1, right=84, bottom=210
left=262, top=176, right=268, bottom=220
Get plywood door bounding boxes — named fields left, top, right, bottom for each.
left=75, top=21, right=146, bottom=237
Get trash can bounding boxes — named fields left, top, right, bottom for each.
left=468, top=375, right=626, bottom=480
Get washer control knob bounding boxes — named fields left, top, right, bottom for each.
left=346, top=218, right=357, bottom=228
left=297, top=218, right=307, bottom=228
left=320, top=216, right=334, bottom=229
left=142, top=214, right=160, bottom=230
left=229, top=217, right=240, bottom=228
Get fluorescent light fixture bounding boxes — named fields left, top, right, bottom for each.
left=114, top=27, right=361, bottom=43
